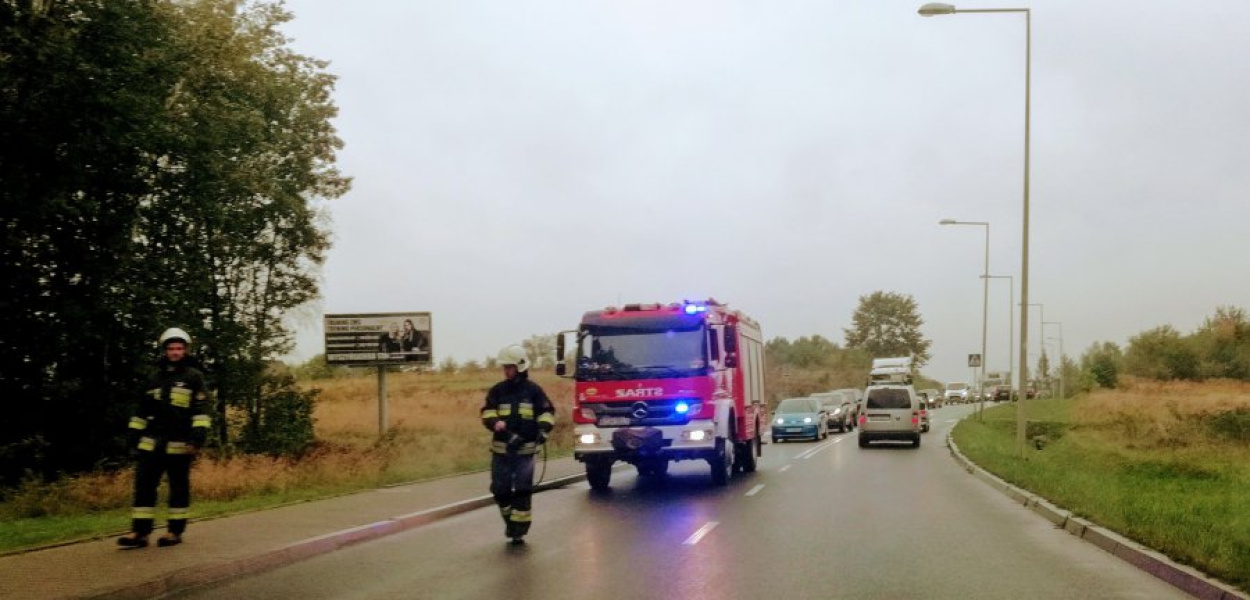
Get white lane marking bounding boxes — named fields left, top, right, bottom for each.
left=683, top=521, right=719, bottom=545
left=795, top=438, right=837, bottom=459
left=745, top=484, right=765, bottom=497
left=945, top=419, right=959, bottom=424
left=804, top=436, right=846, bottom=459
left=779, top=464, right=792, bottom=472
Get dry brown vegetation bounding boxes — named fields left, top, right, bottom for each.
left=1072, top=378, right=1250, bottom=453
left=1, top=369, right=575, bottom=522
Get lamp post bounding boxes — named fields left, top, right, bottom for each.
left=981, top=274, right=1014, bottom=411
left=939, top=219, right=989, bottom=415
left=1044, top=321, right=1064, bottom=399
left=920, top=2, right=1032, bottom=457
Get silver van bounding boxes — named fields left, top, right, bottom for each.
left=857, top=385, right=921, bottom=448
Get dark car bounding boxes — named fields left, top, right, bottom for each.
left=771, top=397, right=828, bottom=443
left=811, top=391, right=855, bottom=433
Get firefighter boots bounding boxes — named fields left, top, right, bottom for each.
left=116, top=534, right=149, bottom=548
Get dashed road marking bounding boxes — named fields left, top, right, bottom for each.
left=683, top=521, right=719, bottom=545
left=745, top=484, right=765, bottom=497
left=803, top=436, right=847, bottom=459
left=779, top=464, right=792, bottom=472
left=795, top=438, right=838, bottom=459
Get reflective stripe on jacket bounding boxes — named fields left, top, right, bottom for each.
left=480, top=375, right=555, bottom=454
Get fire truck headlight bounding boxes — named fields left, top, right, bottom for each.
left=578, top=434, right=598, bottom=445
left=687, top=430, right=707, bottom=442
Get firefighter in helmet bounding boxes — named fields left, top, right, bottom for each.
left=117, top=327, right=212, bottom=548
left=480, top=345, right=555, bottom=544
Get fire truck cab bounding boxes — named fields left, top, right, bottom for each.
left=556, top=299, right=765, bottom=489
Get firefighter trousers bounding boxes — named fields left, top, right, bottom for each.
left=490, top=452, right=535, bottom=538
left=131, top=451, right=194, bottom=536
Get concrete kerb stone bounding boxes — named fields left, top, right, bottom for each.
left=946, top=427, right=1248, bottom=600
left=1025, top=496, right=1069, bottom=528
left=84, top=470, right=588, bottom=600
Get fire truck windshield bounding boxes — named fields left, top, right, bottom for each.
left=576, top=326, right=708, bottom=381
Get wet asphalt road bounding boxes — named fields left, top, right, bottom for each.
left=177, top=405, right=1187, bottom=599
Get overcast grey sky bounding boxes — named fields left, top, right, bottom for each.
left=279, top=0, right=1250, bottom=384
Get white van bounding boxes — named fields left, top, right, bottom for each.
left=857, top=384, right=921, bottom=448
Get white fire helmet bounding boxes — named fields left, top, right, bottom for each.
left=496, top=345, right=530, bottom=373
left=159, top=327, right=193, bottom=347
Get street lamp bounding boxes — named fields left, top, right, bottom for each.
left=1043, top=321, right=1064, bottom=399
left=940, top=218, right=989, bottom=420
left=920, top=2, right=1033, bottom=457
left=981, top=273, right=1014, bottom=410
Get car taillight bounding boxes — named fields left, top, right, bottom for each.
left=859, top=413, right=866, bottom=425
left=911, top=411, right=919, bottom=425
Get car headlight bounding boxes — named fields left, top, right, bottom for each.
left=803, top=417, right=812, bottom=423
left=775, top=418, right=785, bottom=425
left=832, top=408, right=842, bottom=415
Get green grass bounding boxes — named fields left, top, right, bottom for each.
left=953, top=398, right=1250, bottom=591
left=0, top=448, right=574, bottom=555
left=0, top=368, right=579, bottom=554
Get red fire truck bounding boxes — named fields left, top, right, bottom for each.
left=555, top=299, right=766, bottom=489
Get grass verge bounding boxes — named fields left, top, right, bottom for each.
left=0, top=369, right=573, bottom=554
left=952, top=381, right=1250, bottom=591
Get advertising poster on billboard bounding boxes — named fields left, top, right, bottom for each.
left=324, top=312, right=432, bottom=366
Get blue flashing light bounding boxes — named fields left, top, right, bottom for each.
left=683, top=304, right=707, bottom=315
left=675, top=401, right=690, bottom=414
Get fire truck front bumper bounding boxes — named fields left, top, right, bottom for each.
left=573, top=422, right=718, bottom=461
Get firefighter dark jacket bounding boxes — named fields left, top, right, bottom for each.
left=128, top=356, right=213, bottom=454
left=480, top=374, right=555, bottom=455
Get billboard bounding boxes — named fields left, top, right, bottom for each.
left=324, top=312, right=432, bottom=366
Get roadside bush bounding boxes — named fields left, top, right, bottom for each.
left=1206, top=408, right=1250, bottom=443
left=1124, top=325, right=1200, bottom=381
left=1081, top=341, right=1123, bottom=389
left=237, top=373, right=318, bottom=457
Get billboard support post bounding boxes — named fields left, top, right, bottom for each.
left=378, top=366, right=389, bottom=436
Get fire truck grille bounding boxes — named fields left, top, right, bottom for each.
left=590, top=398, right=699, bottom=426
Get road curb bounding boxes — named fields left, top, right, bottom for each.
left=946, top=431, right=1246, bottom=600
left=84, top=471, right=588, bottom=600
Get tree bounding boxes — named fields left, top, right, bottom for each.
left=1192, top=306, right=1250, bottom=380
left=0, top=0, right=347, bottom=482
left=1124, top=325, right=1199, bottom=381
left=1080, top=342, right=1123, bottom=389
left=521, top=334, right=556, bottom=369
left=1, top=0, right=192, bottom=482
left=140, top=0, right=349, bottom=448
left=843, top=291, right=933, bottom=366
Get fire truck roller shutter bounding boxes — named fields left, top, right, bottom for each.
left=713, top=395, right=734, bottom=439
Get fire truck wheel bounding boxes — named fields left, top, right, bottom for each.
left=710, top=438, right=733, bottom=486
left=586, top=460, right=612, bottom=490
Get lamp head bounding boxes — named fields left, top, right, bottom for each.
left=919, top=3, right=957, bottom=17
